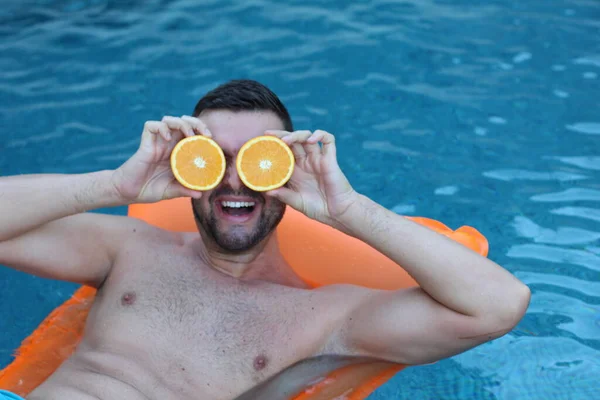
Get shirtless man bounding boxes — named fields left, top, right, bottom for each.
left=0, top=80, right=530, bottom=400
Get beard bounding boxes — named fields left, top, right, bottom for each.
left=191, top=186, right=286, bottom=253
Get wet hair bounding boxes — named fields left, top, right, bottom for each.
left=192, top=79, right=293, bottom=131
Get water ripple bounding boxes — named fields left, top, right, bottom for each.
left=531, top=188, right=600, bottom=202
left=64, top=138, right=140, bottom=162
left=435, top=186, right=459, bottom=196
left=566, top=122, right=600, bottom=135
left=512, top=216, right=600, bottom=245
left=362, top=141, right=419, bottom=156
left=574, top=55, right=600, bottom=68
left=551, top=207, right=600, bottom=223
left=507, top=244, right=600, bottom=271
left=516, top=271, right=600, bottom=298
left=527, top=292, right=600, bottom=341
left=0, top=77, right=111, bottom=97
left=0, top=97, right=109, bottom=114
left=550, top=156, right=600, bottom=170
left=454, top=336, right=600, bottom=399
left=372, top=119, right=411, bottom=132
left=483, top=169, right=588, bottom=182
left=6, top=122, right=108, bottom=148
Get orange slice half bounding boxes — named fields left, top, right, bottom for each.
left=170, top=135, right=226, bottom=191
left=236, top=136, right=295, bottom=192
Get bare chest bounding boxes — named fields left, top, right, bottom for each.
left=84, top=246, right=326, bottom=397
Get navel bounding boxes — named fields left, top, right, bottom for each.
left=121, top=291, right=136, bottom=306
left=253, top=355, right=268, bottom=371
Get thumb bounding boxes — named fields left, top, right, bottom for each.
left=164, top=181, right=203, bottom=200
left=266, top=187, right=303, bottom=210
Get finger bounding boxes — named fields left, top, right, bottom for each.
left=264, top=129, right=292, bottom=139
left=181, top=116, right=212, bottom=138
left=280, top=130, right=312, bottom=145
left=291, top=143, right=307, bottom=160
left=303, top=142, right=321, bottom=164
left=176, top=184, right=203, bottom=199
left=162, top=116, right=194, bottom=137
left=314, top=129, right=337, bottom=160
left=144, top=121, right=171, bottom=141
left=307, top=129, right=325, bottom=144
left=266, top=187, right=302, bottom=210
left=300, top=130, right=323, bottom=161
left=163, top=181, right=204, bottom=200
left=182, top=188, right=204, bottom=199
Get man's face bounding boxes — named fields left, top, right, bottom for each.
left=191, top=110, right=286, bottom=253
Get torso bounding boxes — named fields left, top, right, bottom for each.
left=27, top=227, right=369, bottom=400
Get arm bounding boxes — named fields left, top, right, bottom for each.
left=0, top=171, right=134, bottom=287
left=0, top=116, right=210, bottom=287
left=265, top=129, right=530, bottom=365
left=333, top=195, right=531, bottom=364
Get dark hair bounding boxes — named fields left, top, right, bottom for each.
left=193, top=79, right=293, bottom=131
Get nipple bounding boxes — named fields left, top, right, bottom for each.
left=253, top=355, right=268, bottom=371
left=121, top=291, right=136, bottom=306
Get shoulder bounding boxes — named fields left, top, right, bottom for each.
left=105, top=214, right=190, bottom=257
left=99, top=215, right=193, bottom=285
left=87, top=213, right=180, bottom=240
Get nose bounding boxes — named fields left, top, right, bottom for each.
left=223, top=158, right=243, bottom=191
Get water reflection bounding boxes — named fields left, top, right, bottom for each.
left=483, top=170, right=588, bottom=182
left=566, top=122, right=600, bottom=135
left=549, top=156, right=600, bottom=171
left=507, top=244, right=600, bottom=271
left=551, top=207, right=600, bottom=223
left=512, top=216, right=600, bottom=245
left=531, top=188, right=600, bottom=202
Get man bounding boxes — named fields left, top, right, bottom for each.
left=0, top=80, right=530, bottom=400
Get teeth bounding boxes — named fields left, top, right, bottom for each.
left=221, top=201, right=256, bottom=208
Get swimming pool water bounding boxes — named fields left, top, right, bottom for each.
left=1, top=0, right=599, bottom=398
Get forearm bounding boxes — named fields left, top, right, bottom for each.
left=337, top=194, right=529, bottom=320
left=0, top=170, right=124, bottom=241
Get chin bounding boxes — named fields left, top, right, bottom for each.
left=192, top=197, right=284, bottom=252
left=214, top=233, right=261, bottom=253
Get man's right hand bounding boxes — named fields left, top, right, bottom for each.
left=111, top=115, right=212, bottom=203
left=0, top=116, right=212, bottom=286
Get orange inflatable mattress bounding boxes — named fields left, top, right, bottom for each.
left=0, top=198, right=488, bottom=399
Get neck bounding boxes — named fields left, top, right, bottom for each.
left=197, top=231, right=307, bottom=287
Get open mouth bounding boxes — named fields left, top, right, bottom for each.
left=220, top=200, right=256, bottom=217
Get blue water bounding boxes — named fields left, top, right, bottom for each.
left=1, top=0, right=599, bottom=398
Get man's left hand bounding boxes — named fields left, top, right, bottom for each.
left=264, top=129, right=359, bottom=230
